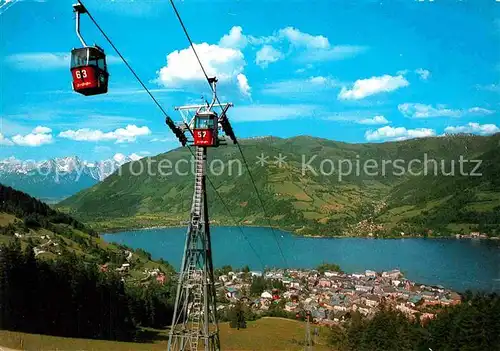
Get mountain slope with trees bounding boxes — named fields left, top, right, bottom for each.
left=58, top=134, right=500, bottom=237
left=0, top=183, right=176, bottom=276
left=0, top=184, right=178, bottom=341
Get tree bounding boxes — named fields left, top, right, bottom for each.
left=329, top=325, right=349, bottom=351
left=316, top=263, right=343, bottom=275
left=0, top=242, right=147, bottom=341
left=216, top=289, right=228, bottom=303
left=250, top=276, right=266, bottom=296
left=229, top=301, right=246, bottom=330
left=0, top=223, right=16, bottom=236
left=240, top=285, right=249, bottom=298
left=214, top=265, right=233, bottom=278
left=23, top=214, right=42, bottom=228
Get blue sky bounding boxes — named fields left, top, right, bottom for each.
left=0, top=0, right=499, bottom=162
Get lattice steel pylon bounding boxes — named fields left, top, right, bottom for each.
left=167, top=77, right=233, bottom=351
left=167, top=146, right=219, bottom=351
left=304, top=310, right=312, bottom=351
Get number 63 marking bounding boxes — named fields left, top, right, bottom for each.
left=75, top=69, right=87, bottom=79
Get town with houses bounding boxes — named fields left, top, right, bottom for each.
left=214, top=267, right=462, bottom=325
left=14, top=230, right=463, bottom=327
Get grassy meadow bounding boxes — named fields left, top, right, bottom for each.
left=0, top=318, right=332, bottom=351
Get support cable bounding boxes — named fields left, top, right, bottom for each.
left=168, top=0, right=289, bottom=267
left=76, top=0, right=187, bottom=145
left=200, top=163, right=266, bottom=270
left=76, top=0, right=265, bottom=271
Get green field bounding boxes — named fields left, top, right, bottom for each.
left=0, top=318, right=332, bottom=351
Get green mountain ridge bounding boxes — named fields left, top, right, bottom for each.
left=59, top=134, right=500, bottom=237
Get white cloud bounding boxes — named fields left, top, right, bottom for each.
left=5, top=52, right=121, bottom=70
left=278, top=27, right=329, bottom=49
left=156, top=26, right=365, bottom=93
left=338, top=74, right=409, bottom=100
left=262, top=76, right=341, bottom=95
left=219, top=26, right=248, bottom=49
left=230, top=104, right=316, bottom=122
left=11, top=126, right=54, bottom=147
left=6, top=52, right=68, bottom=70
left=32, top=126, right=52, bottom=134
left=467, top=107, right=495, bottom=115
left=236, top=73, right=251, bottom=97
left=477, top=84, right=500, bottom=93
left=223, top=26, right=366, bottom=63
left=299, top=45, right=368, bottom=62
left=444, top=123, right=500, bottom=136
left=365, top=126, right=436, bottom=141
left=323, top=113, right=368, bottom=122
left=324, top=113, right=390, bottom=125
left=398, top=103, right=495, bottom=118
left=309, top=76, right=327, bottom=84
left=0, top=133, right=14, bottom=146
left=94, top=145, right=112, bottom=153
left=275, top=27, right=367, bottom=62
left=156, top=42, right=246, bottom=92
left=255, top=45, right=284, bottom=68
left=0, top=118, right=33, bottom=135
left=237, top=31, right=276, bottom=46
left=151, top=137, right=176, bottom=142
left=398, top=103, right=459, bottom=118
left=357, top=115, right=389, bottom=125
left=58, top=124, right=151, bottom=143
left=415, top=68, right=430, bottom=80
left=295, top=64, right=313, bottom=74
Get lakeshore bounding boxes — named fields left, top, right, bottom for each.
left=99, top=223, right=500, bottom=241
left=102, top=226, right=500, bottom=293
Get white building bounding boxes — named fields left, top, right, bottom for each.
left=261, top=291, right=273, bottom=299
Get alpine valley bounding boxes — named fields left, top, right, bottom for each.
left=58, top=134, right=500, bottom=237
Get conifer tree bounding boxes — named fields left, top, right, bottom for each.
left=229, top=301, right=247, bottom=329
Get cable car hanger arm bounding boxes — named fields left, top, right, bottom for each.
left=208, top=77, right=218, bottom=111
left=73, top=3, right=87, bottom=47
left=73, top=0, right=187, bottom=145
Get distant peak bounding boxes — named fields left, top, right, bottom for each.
left=113, top=153, right=128, bottom=163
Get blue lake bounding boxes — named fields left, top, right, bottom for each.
left=102, top=226, right=500, bottom=293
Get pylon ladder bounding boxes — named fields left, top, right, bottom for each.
left=167, top=146, right=220, bottom=351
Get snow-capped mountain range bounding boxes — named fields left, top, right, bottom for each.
left=0, top=153, right=145, bottom=202
left=0, top=153, right=144, bottom=180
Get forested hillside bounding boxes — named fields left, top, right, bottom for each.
left=0, top=240, right=175, bottom=341
left=0, top=184, right=177, bottom=341
left=1, top=183, right=97, bottom=236
left=59, top=134, right=500, bottom=237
